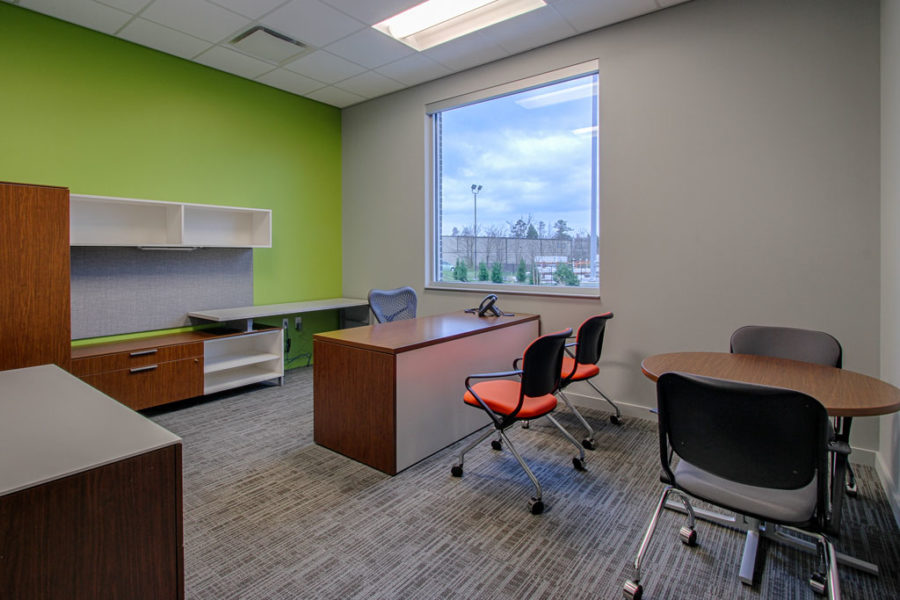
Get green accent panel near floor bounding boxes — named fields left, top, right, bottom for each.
left=0, top=4, right=342, bottom=311
left=255, top=312, right=340, bottom=369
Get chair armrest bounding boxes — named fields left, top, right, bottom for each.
left=466, top=369, right=522, bottom=382
left=827, top=440, right=851, bottom=455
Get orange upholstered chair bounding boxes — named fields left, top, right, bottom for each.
left=556, top=312, right=619, bottom=450
left=450, top=329, right=586, bottom=514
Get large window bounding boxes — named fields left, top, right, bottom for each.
left=428, top=63, right=599, bottom=296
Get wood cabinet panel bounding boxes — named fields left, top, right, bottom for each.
left=70, top=342, right=203, bottom=377
left=0, top=444, right=183, bottom=600
left=80, top=357, right=203, bottom=411
left=314, top=339, right=396, bottom=474
left=0, top=182, right=70, bottom=371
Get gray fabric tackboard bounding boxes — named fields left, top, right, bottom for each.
left=71, top=247, right=253, bottom=339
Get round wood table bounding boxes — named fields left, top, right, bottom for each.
left=641, top=351, right=900, bottom=417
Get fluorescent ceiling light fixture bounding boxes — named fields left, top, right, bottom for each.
left=373, top=0, right=546, bottom=51
left=230, top=26, right=310, bottom=64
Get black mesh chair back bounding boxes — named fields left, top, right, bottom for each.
left=730, top=325, right=841, bottom=368
left=368, top=286, right=417, bottom=323
left=658, top=372, right=828, bottom=497
left=573, top=312, right=613, bottom=367
left=520, top=330, right=570, bottom=399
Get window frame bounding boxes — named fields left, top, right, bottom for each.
left=424, top=60, right=601, bottom=298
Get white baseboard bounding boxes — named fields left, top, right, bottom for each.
left=875, top=452, right=900, bottom=529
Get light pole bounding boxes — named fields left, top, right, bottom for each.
left=471, top=184, right=482, bottom=268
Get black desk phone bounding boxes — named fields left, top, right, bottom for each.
left=464, top=294, right=512, bottom=317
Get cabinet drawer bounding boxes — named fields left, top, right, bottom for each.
left=71, top=342, right=203, bottom=377
left=80, top=357, right=203, bottom=411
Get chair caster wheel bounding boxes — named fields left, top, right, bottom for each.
left=581, top=438, right=595, bottom=450
left=529, top=498, right=544, bottom=515
left=846, top=483, right=858, bottom=497
left=809, top=572, right=827, bottom=596
left=521, top=420, right=531, bottom=429
left=491, top=440, right=503, bottom=451
left=573, top=457, right=586, bottom=471
left=450, top=465, right=463, bottom=477
left=679, top=526, right=697, bottom=546
left=610, top=415, right=622, bottom=425
left=623, top=580, right=643, bottom=599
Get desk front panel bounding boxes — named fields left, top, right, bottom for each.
left=313, top=339, right=397, bottom=473
left=395, top=318, right=538, bottom=472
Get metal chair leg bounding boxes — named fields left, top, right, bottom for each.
left=586, top=379, right=622, bottom=423
left=557, top=389, right=596, bottom=448
left=546, top=413, right=587, bottom=470
left=451, top=426, right=495, bottom=474
left=497, top=429, right=545, bottom=513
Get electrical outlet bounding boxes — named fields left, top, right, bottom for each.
left=282, top=318, right=289, bottom=329
left=295, top=317, right=302, bottom=331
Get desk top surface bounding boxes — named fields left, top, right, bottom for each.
left=0, top=364, right=181, bottom=496
left=641, top=351, right=900, bottom=417
left=314, top=311, right=539, bottom=355
left=188, top=297, right=368, bottom=322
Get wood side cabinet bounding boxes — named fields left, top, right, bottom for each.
left=71, top=333, right=206, bottom=411
left=0, top=182, right=70, bottom=371
left=0, top=365, right=183, bottom=600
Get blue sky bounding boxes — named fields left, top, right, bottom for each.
left=438, top=73, right=598, bottom=238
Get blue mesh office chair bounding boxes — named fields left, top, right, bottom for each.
left=368, top=287, right=417, bottom=323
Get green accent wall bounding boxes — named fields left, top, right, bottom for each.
left=0, top=4, right=344, bottom=364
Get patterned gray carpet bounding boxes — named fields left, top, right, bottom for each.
left=146, top=368, right=900, bottom=599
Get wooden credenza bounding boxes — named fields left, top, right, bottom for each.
left=314, top=311, right=540, bottom=474
left=0, top=365, right=183, bottom=600
left=71, top=327, right=283, bottom=410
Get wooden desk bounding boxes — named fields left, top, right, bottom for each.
left=641, top=351, right=900, bottom=580
left=313, top=311, right=540, bottom=474
left=0, top=365, right=183, bottom=599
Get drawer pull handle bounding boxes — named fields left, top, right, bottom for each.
left=130, top=349, right=158, bottom=357
left=130, top=365, right=158, bottom=374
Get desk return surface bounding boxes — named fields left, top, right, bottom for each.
left=313, top=311, right=540, bottom=474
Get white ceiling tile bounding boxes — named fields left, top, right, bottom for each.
left=96, top=0, right=152, bottom=13
left=18, top=0, right=132, bottom=34
left=552, top=0, right=659, bottom=34
left=260, top=0, right=364, bottom=49
left=423, top=32, right=511, bottom=73
left=375, top=53, right=451, bottom=87
left=305, top=85, right=365, bottom=108
left=320, top=0, right=418, bottom=26
left=256, top=68, right=325, bottom=95
left=141, top=0, right=250, bottom=43
left=194, top=45, right=275, bottom=78
left=334, top=70, right=403, bottom=99
left=207, top=0, right=288, bottom=20
left=324, top=27, right=412, bottom=69
left=284, top=50, right=364, bottom=84
left=489, top=5, right=577, bottom=56
left=119, top=17, right=211, bottom=59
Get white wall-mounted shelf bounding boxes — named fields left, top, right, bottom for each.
left=203, top=329, right=283, bottom=395
left=70, top=194, right=271, bottom=248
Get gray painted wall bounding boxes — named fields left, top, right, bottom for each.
left=342, top=0, right=882, bottom=454
left=880, top=0, right=900, bottom=521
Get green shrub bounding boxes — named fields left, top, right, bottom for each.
left=491, top=263, right=503, bottom=283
